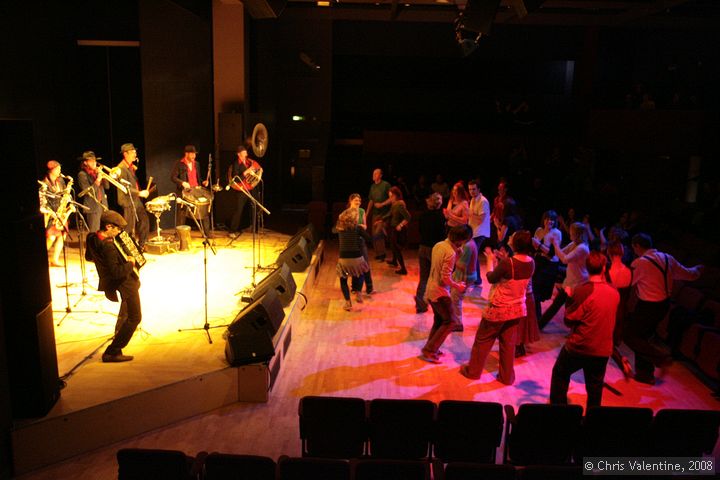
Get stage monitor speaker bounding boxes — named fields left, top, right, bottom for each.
left=224, top=289, right=285, bottom=366
left=244, top=0, right=286, bottom=19
left=289, top=223, right=319, bottom=251
left=461, top=0, right=502, bottom=35
left=251, top=262, right=296, bottom=307
left=276, top=236, right=311, bottom=273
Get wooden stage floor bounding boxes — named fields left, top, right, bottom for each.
left=16, top=238, right=720, bottom=479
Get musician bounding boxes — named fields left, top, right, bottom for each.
left=227, top=145, right=262, bottom=236
left=39, top=160, right=68, bottom=267
left=170, top=144, right=209, bottom=230
left=85, top=210, right=141, bottom=363
left=116, top=143, right=150, bottom=250
left=77, top=151, right=109, bottom=233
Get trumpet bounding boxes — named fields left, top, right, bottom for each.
left=98, top=164, right=128, bottom=194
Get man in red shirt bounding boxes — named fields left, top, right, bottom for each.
left=549, top=251, right=619, bottom=409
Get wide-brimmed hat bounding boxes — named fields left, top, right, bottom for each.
left=184, top=145, right=197, bottom=153
left=101, top=210, right=127, bottom=228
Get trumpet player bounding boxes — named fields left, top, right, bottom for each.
left=39, top=160, right=69, bottom=267
left=77, top=151, right=109, bottom=233
left=117, top=143, right=150, bottom=251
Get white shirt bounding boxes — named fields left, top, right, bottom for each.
left=469, top=194, right=490, bottom=239
left=631, top=249, right=702, bottom=301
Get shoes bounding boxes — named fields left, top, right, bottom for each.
left=375, top=254, right=386, bottom=262
left=354, top=292, right=364, bottom=304
left=419, top=352, right=441, bottom=364
left=459, top=364, right=481, bottom=380
left=634, top=374, right=656, bottom=385
left=49, top=261, right=64, bottom=268
left=451, top=325, right=464, bottom=332
left=386, top=259, right=398, bottom=267
left=102, top=353, right=134, bottom=363
left=620, top=356, right=633, bottom=381
left=395, top=269, right=408, bottom=275
left=365, top=289, right=374, bottom=296
left=416, top=307, right=428, bottom=314
left=515, top=344, right=526, bottom=358
left=343, top=300, right=352, bottom=311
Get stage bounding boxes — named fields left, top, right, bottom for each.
left=13, top=237, right=719, bottom=479
left=12, top=228, right=323, bottom=475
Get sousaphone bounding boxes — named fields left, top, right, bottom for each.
left=251, top=123, right=268, bottom=158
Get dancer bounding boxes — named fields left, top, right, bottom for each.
left=468, top=179, right=491, bottom=286
left=334, top=208, right=371, bottom=311
left=366, top=168, right=391, bottom=261
left=419, top=225, right=471, bottom=363
left=459, top=231, right=534, bottom=384
left=538, top=222, right=590, bottom=330
left=625, top=233, right=703, bottom=385
left=384, top=186, right=411, bottom=275
left=415, top=193, right=447, bottom=313
left=444, top=181, right=470, bottom=228
left=531, top=210, right=562, bottom=321
left=606, top=241, right=633, bottom=379
left=450, top=225, right=477, bottom=332
left=348, top=193, right=373, bottom=299
left=549, top=251, right=619, bottom=409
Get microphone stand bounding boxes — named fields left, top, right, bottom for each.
left=176, top=200, right=222, bottom=344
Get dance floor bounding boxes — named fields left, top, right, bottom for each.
left=16, top=237, right=720, bottom=479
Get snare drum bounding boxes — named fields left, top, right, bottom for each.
left=146, top=196, right=172, bottom=214
left=182, top=186, right=213, bottom=218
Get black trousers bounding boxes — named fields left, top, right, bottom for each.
left=623, top=299, right=670, bottom=379
left=550, top=346, right=609, bottom=409
left=122, top=202, right=149, bottom=248
left=414, top=246, right=432, bottom=311
left=106, top=282, right=142, bottom=355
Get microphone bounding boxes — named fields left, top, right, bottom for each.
left=37, top=180, right=48, bottom=189
left=225, top=176, right=240, bottom=191
left=176, top=197, right=194, bottom=207
left=60, top=173, right=73, bottom=181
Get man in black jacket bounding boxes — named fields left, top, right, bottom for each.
left=86, top=210, right=141, bottom=363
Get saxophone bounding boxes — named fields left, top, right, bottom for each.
left=54, top=178, right=76, bottom=229
left=114, top=230, right=147, bottom=276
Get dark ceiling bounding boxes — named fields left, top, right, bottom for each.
left=281, top=0, right=720, bottom=28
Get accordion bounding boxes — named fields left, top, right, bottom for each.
left=114, top=230, right=147, bottom=275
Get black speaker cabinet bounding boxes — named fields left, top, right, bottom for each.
left=251, top=262, right=296, bottom=307
left=1, top=215, right=60, bottom=418
left=289, top=223, right=319, bottom=251
left=224, top=289, right=285, bottom=366
left=276, top=236, right=311, bottom=273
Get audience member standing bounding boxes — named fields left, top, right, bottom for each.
left=460, top=231, right=534, bottom=385
left=444, top=181, right=470, bottom=228
left=606, top=241, right=633, bottom=379
left=625, top=233, right=703, bottom=385
left=366, top=168, right=392, bottom=262
left=415, top=193, right=446, bottom=313
left=550, top=251, right=619, bottom=409
left=348, top=193, right=373, bottom=298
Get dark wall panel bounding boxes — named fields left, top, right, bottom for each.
left=140, top=0, right=214, bottom=228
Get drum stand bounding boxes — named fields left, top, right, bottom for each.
left=177, top=206, right=221, bottom=344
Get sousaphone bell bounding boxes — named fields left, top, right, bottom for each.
left=251, top=123, right=268, bottom=158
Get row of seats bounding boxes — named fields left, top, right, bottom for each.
left=299, top=397, right=720, bottom=465
left=117, top=450, right=594, bottom=480
left=656, top=281, right=720, bottom=382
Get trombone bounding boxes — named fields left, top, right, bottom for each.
left=98, top=164, right=129, bottom=194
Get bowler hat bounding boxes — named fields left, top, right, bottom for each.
left=120, top=143, right=136, bottom=154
